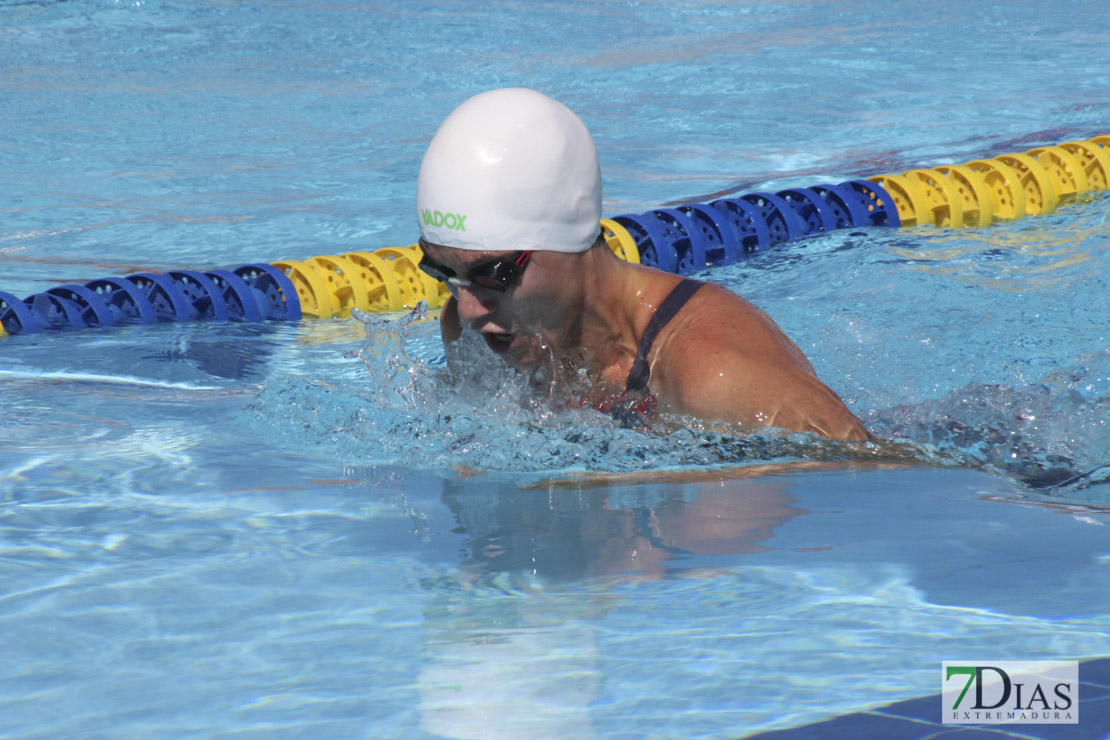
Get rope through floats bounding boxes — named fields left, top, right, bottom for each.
left=2, top=135, right=1108, bottom=338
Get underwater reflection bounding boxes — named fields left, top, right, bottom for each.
left=417, top=473, right=805, bottom=739
left=440, top=473, right=806, bottom=581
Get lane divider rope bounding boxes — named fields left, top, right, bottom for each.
left=2, top=135, right=1106, bottom=337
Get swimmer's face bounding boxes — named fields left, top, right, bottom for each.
left=418, top=242, right=582, bottom=368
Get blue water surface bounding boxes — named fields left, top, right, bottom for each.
left=2, top=1, right=1110, bottom=738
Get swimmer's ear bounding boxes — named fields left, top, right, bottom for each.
left=440, top=296, right=462, bottom=344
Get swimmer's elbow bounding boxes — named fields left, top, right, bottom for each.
left=791, top=381, right=871, bottom=442
left=750, top=402, right=868, bottom=442
left=843, top=422, right=872, bottom=442
left=808, top=414, right=871, bottom=442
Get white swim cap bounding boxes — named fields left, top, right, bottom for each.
left=417, top=88, right=602, bottom=253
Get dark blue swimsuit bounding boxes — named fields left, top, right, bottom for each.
left=610, top=278, right=704, bottom=426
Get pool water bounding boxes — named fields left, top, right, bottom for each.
left=2, top=1, right=1110, bottom=738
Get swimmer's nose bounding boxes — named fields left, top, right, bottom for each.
left=451, top=283, right=498, bottom=323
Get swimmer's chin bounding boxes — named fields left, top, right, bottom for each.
left=484, top=332, right=548, bottom=369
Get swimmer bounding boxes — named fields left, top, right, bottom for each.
left=416, top=88, right=869, bottom=441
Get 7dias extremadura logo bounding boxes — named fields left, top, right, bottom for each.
left=942, top=661, right=1078, bottom=724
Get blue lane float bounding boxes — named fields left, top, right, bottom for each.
left=0, top=268, right=298, bottom=335
left=0, top=176, right=903, bottom=335
left=4, top=133, right=1108, bottom=338
left=612, top=178, right=899, bottom=273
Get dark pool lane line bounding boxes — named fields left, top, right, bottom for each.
left=744, top=657, right=1110, bottom=740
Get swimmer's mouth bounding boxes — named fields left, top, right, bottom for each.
left=483, top=331, right=514, bottom=354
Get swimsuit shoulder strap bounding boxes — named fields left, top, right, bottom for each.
left=625, top=278, right=704, bottom=392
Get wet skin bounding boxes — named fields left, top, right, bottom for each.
left=421, top=237, right=870, bottom=441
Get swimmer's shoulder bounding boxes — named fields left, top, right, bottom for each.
left=656, top=280, right=813, bottom=371
left=646, top=282, right=870, bottom=441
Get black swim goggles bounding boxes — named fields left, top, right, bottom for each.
left=417, top=242, right=533, bottom=293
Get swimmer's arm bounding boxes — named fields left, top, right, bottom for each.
left=649, top=284, right=869, bottom=441
left=439, top=295, right=462, bottom=345
left=664, top=355, right=870, bottom=441
left=650, top=301, right=870, bottom=442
